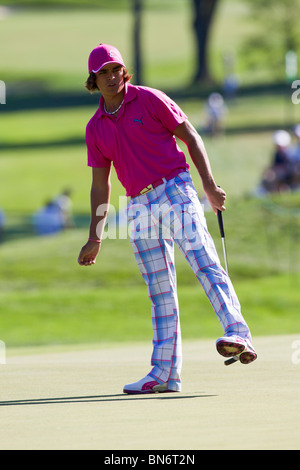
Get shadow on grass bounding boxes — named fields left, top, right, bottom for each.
left=3, top=79, right=290, bottom=113
left=0, top=79, right=295, bottom=153
left=0, top=393, right=217, bottom=406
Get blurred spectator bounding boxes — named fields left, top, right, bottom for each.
left=222, top=52, right=239, bottom=101
left=51, top=188, right=74, bottom=228
left=256, top=130, right=294, bottom=195
left=204, top=92, right=227, bottom=136
left=223, top=74, right=239, bottom=101
left=0, top=208, right=5, bottom=242
left=33, top=200, right=64, bottom=236
left=33, top=189, right=74, bottom=236
left=289, top=125, right=300, bottom=190
left=292, top=124, right=300, bottom=158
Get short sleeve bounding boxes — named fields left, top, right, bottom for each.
left=146, top=88, right=188, bottom=133
left=86, top=119, right=111, bottom=168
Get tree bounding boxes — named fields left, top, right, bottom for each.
left=191, top=0, right=220, bottom=83
left=131, top=0, right=220, bottom=85
left=243, top=0, right=300, bottom=80
left=132, top=0, right=144, bottom=85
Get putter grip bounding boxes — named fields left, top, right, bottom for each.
left=217, top=210, right=225, bottom=238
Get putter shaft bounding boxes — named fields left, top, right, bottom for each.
left=221, top=238, right=228, bottom=274
left=217, top=210, right=229, bottom=275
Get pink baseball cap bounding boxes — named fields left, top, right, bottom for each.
left=88, top=43, right=125, bottom=74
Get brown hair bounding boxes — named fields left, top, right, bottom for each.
left=85, top=67, right=133, bottom=93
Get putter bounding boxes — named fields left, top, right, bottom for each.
left=217, top=208, right=239, bottom=366
left=217, top=209, right=229, bottom=275
left=224, top=355, right=240, bottom=366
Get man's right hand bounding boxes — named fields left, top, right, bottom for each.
left=77, top=240, right=101, bottom=266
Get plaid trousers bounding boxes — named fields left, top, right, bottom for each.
left=127, top=171, right=251, bottom=391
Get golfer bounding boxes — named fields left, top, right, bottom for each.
left=78, top=43, right=257, bottom=394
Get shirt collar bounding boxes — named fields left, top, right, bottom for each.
left=98, top=81, right=137, bottom=118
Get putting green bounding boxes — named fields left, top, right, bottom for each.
left=0, top=335, right=299, bottom=450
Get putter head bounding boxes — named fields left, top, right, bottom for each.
left=224, top=355, right=239, bottom=366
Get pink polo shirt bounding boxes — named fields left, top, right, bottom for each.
left=86, top=82, right=189, bottom=196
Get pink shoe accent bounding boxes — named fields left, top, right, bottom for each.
left=141, top=381, right=160, bottom=391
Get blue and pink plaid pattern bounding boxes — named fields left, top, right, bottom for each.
left=127, top=171, right=251, bottom=391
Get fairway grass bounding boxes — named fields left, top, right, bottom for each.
left=0, top=275, right=299, bottom=347
left=0, top=222, right=299, bottom=347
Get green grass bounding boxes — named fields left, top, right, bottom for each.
left=0, top=192, right=300, bottom=347
left=1, top=275, right=299, bottom=347
left=1, top=93, right=299, bottom=215
left=0, top=2, right=300, bottom=348
left=0, top=0, right=294, bottom=90
left=0, top=4, right=193, bottom=90
left=1, top=95, right=300, bottom=348
left=2, top=93, right=298, bottom=146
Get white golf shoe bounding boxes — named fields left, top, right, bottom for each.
left=216, top=335, right=257, bottom=364
left=123, top=375, right=175, bottom=394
